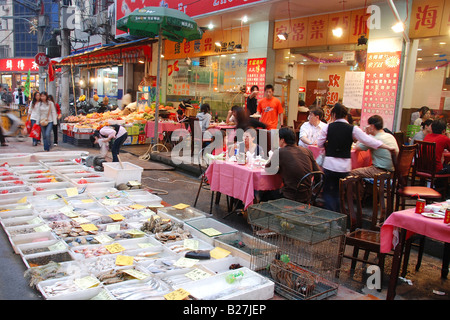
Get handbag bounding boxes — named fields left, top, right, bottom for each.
left=25, top=120, right=32, bottom=134
left=29, top=124, right=41, bottom=140
left=39, top=104, right=52, bottom=126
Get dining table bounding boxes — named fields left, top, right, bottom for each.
left=307, top=145, right=372, bottom=170
left=380, top=202, right=450, bottom=300
left=204, top=159, right=283, bottom=217
left=144, top=121, right=186, bottom=139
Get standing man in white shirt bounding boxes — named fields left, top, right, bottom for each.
left=298, top=107, right=326, bottom=148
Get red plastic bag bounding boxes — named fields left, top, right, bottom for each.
left=25, top=120, right=32, bottom=134
left=29, top=124, right=41, bottom=140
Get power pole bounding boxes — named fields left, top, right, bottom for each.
left=59, top=3, right=75, bottom=117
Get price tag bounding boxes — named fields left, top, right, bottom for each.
left=164, top=288, right=191, bottom=300
left=106, top=224, right=121, bottom=232
left=94, top=234, right=114, bottom=244
left=108, top=213, right=125, bottom=221
left=80, top=224, right=98, bottom=232
left=125, top=229, right=146, bottom=237
left=200, top=228, right=222, bottom=237
left=102, top=199, right=119, bottom=206
left=139, top=209, right=154, bottom=218
left=91, top=289, right=114, bottom=300
left=128, top=180, right=141, bottom=186
left=34, top=225, right=51, bottom=232
left=138, top=243, right=155, bottom=249
left=183, top=239, right=199, bottom=250
left=174, top=257, right=199, bottom=268
left=81, top=199, right=94, bottom=203
left=122, top=269, right=149, bottom=280
left=72, top=217, right=91, bottom=224
left=210, top=247, right=231, bottom=259
left=74, top=276, right=100, bottom=290
left=115, top=255, right=134, bottom=266
left=130, top=204, right=145, bottom=210
left=27, top=217, right=42, bottom=225
left=65, top=187, right=79, bottom=197
left=105, top=243, right=125, bottom=254
left=47, top=194, right=60, bottom=200
left=17, top=196, right=27, bottom=204
left=48, top=241, right=67, bottom=251
left=15, top=204, right=31, bottom=210
left=184, top=268, right=212, bottom=281
left=172, top=203, right=190, bottom=210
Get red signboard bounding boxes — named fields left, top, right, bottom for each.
left=246, top=58, right=266, bottom=100
left=360, top=51, right=402, bottom=130
left=35, top=53, right=49, bottom=67
left=116, top=0, right=263, bottom=35
left=0, top=58, right=39, bottom=72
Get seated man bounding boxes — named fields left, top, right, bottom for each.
left=424, top=119, right=450, bottom=174
left=298, top=107, right=326, bottom=148
left=350, top=115, right=399, bottom=178
left=266, top=127, right=320, bottom=203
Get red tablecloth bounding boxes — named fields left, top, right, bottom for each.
left=307, top=145, right=372, bottom=170
left=380, top=204, right=450, bottom=253
left=144, top=121, right=185, bottom=139
left=205, top=160, right=283, bottom=209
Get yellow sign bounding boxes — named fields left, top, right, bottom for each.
left=115, top=255, right=134, bottom=266
left=65, top=187, right=79, bottom=197
left=200, top=227, right=222, bottom=237
left=105, top=243, right=126, bottom=254
left=108, top=213, right=125, bottom=221
left=210, top=247, right=231, bottom=260
left=164, top=27, right=249, bottom=60
left=80, top=224, right=98, bottom=232
left=409, top=0, right=446, bottom=38
left=273, top=8, right=370, bottom=49
left=164, top=288, right=191, bottom=300
left=172, top=203, right=190, bottom=210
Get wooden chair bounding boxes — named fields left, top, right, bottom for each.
left=193, top=148, right=215, bottom=214
left=338, top=176, right=386, bottom=285
left=371, top=171, right=394, bottom=231
left=393, top=131, right=405, bottom=148
left=392, top=144, right=442, bottom=211
left=411, top=140, right=450, bottom=199
left=296, top=171, right=324, bottom=206
left=297, top=111, right=308, bottom=122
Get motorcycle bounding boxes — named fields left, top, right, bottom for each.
left=0, top=108, right=26, bottom=141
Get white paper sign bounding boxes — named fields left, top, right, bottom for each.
left=342, top=71, right=365, bottom=109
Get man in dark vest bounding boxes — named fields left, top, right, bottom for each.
left=317, top=103, right=396, bottom=212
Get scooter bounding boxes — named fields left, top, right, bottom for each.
left=0, top=108, right=26, bottom=141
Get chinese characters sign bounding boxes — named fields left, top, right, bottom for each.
left=164, top=27, right=248, bottom=60
left=360, top=52, right=402, bottom=130
left=326, top=74, right=340, bottom=105
left=0, top=59, right=39, bottom=72
left=273, top=9, right=370, bottom=49
left=409, top=0, right=450, bottom=38
left=246, top=58, right=266, bottom=100
left=342, top=71, right=365, bottom=109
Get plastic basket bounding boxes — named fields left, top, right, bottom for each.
left=102, top=162, right=143, bottom=185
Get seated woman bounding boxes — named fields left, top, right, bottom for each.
left=196, top=103, right=212, bottom=132
left=411, top=119, right=432, bottom=145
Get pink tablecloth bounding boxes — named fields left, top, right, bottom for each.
left=307, top=145, right=372, bottom=170
left=380, top=205, right=450, bottom=253
left=144, top=121, right=185, bottom=138
left=205, top=161, right=283, bottom=209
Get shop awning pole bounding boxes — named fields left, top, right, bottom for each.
left=153, top=29, right=162, bottom=145
left=70, top=59, right=77, bottom=116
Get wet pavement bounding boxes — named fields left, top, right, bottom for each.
left=0, top=132, right=449, bottom=300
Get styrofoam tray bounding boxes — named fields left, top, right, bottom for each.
left=22, top=249, right=77, bottom=269
left=172, top=267, right=274, bottom=300
left=32, top=151, right=88, bottom=162
left=0, top=208, right=35, bottom=221
left=185, top=218, right=238, bottom=245
left=17, top=239, right=69, bottom=257
left=164, top=238, right=215, bottom=257
left=9, top=231, right=56, bottom=254
left=36, top=273, right=100, bottom=300
left=1, top=215, right=43, bottom=229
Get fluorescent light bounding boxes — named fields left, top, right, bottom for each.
left=417, top=58, right=422, bottom=60
left=277, top=33, right=288, bottom=41
left=434, top=53, right=440, bottom=56
left=440, top=42, right=447, bottom=45
left=332, top=27, right=343, bottom=37
left=417, top=48, right=422, bottom=51
left=391, top=22, right=404, bottom=33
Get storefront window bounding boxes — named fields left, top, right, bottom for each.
left=275, top=47, right=367, bottom=124
left=96, top=67, right=119, bottom=104
left=166, top=53, right=248, bottom=119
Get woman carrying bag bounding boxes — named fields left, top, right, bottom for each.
left=35, top=92, right=57, bottom=152
left=27, top=91, right=41, bottom=146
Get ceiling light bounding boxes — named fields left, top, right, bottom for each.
left=277, top=32, right=288, bottom=41
left=215, top=41, right=222, bottom=47
left=332, top=27, right=343, bottom=38
left=417, top=58, right=422, bottom=60
left=417, top=48, right=422, bottom=51
left=434, top=53, right=440, bottom=56
left=391, top=22, right=404, bottom=33
left=329, top=53, right=334, bottom=56
left=138, top=59, right=145, bottom=64
left=242, top=16, right=248, bottom=23
left=440, top=42, right=446, bottom=45
left=208, top=23, right=214, bottom=30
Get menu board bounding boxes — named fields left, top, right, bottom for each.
left=342, top=71, right=365, bottom=109
left=246, top=58, right=267, bottom=100
left=360, top=51, right=402, bottom=130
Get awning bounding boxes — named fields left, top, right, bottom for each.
left=51, top=38, right=156, bottom=67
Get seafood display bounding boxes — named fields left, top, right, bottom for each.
left=0, top=152, right=276, bottom=300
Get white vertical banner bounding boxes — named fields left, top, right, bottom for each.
left=342, top=71, right=365, bottom=109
